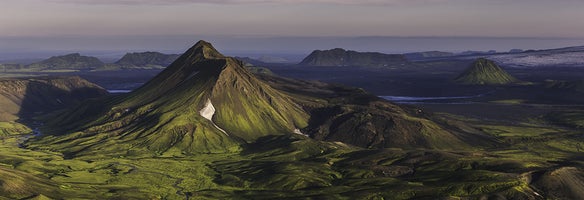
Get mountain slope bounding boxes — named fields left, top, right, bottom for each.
left=299, top=48, right=408, bottom=67
left=0, top=76, right=106, bottom=135
left=455, top=58, right=518, bottom=85
left=31, top=41, right=309, bottom=156
left=0, top=76, right=106, bottom=121
left=27, top=53, right=105, bottom=70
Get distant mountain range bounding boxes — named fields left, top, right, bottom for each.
left=114, top=52, right=181, bottom=69
left=484, top=46, right=584, bottom=68
left=27, top=53, right=105, bottom=71
left=0, top=52, right=181, bottom=72
left=2, top=45, right=584, bottom=71
left=299, top=48, right=408, bottom=67
left=403, top=51, right=455, bottom=60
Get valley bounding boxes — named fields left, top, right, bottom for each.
left=0, top=41, right=583, bottom=199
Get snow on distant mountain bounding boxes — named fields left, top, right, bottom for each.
left=485, top=46, right=584, bottom=68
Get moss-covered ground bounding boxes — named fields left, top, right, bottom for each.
left=1, top=113, right=583, bottom=199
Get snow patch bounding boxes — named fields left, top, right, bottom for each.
left=200, top=99, right=228, bottom=136
left=294, top=128, right=308, bottom=136
left=200, top=99, right=215, bottom=121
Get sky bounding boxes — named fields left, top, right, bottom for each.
left=1, top=0, right=584, bottom=60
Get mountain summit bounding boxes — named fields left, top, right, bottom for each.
left=455, top=58, right=518, bottom=85
left=37, top=40, right=308, bottom=155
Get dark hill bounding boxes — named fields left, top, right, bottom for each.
left=299, top=48, right=408, bottom=67
left=454, top=58, right=518, bottom=85
left=114, top=52, right=180, bottom=68
left=0, top=76, right=106, bottom=135
left=27, top=53, right=104, bottom=70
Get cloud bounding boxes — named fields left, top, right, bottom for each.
left=47, top=0, right=448, bottom=6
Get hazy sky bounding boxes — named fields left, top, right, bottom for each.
left=2, top=0, right=584, bottom=59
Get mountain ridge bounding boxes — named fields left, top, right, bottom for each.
left=299, top=48, right=408, bottom=67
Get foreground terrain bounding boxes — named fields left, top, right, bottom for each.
left=1, top=41, right=584, bottom=199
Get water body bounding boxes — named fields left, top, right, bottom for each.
left=380, top=93, right=488, bottom=104
left=107, top=89, right=132, bottom=94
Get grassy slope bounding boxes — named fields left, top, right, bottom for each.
left=4, top=124, right=583, bottom=199
left=455, top=58, right=518, bottom=85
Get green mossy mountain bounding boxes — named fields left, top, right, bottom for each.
left=32, top=41, right=309, bottom=156
left=455, top=58, right=518, bottom=85
left=27, top=53, right=105, bottom=70
left=299, top=48, right=408, bottom=67
left=114, top=51, right=180, bottom=69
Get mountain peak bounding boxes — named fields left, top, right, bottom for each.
left=187, top=40, right=224, bottom=59
left=455, top=58, right=518, bottom=85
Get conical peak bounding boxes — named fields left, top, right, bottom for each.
left=186, top=40, right=225, bottom=59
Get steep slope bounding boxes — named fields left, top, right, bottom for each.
left=114, top=51, right=180, bottom=69
left=455, top=58, right=518, bottom=85
left=27, top=53, right=105, bottom=70
left=32, top=40, right=309, bottom=156
left=299, top=48, right=408, bottom=67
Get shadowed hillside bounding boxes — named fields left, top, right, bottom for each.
left=0, top=77, right=106, bottom=135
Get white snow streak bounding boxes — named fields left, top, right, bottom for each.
left=200, top=99, right=228, bottom=135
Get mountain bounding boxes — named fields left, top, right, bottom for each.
left=32, top=40, right=309, bottom=156
left=454, top=58, right=518, bottom=85
left=299, top=48, right=408, bottom=67
left=0, top=76, right=106, bottom=135
left=29, top=41, right=475, bottom=157
left=27, top=53, right=105, bottom=70
left=545, top=79, right=584, bottom=92
left=480, top=46, right=584, bottom=68
left=404, top=51, right=454, bottom=60
left=114, top=51, right=180, bottom=69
